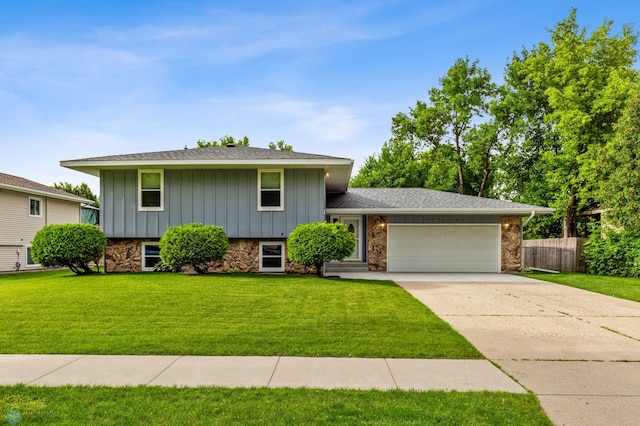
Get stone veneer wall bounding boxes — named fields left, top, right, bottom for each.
left=367, top=216, right=387, bottom=271
left=105, top=238, right=314, bottom=274
left=501, top=216, right=522, bottom=273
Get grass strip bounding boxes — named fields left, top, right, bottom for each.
left=0, top=385, right=552, bottom=425
left=529, top=272, right=640, bottom=302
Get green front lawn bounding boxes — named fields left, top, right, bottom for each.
left=530, top=272, right=640, bottom=302
left=0, top=271, right=480, bottom=358
left=0, top=386, right=552, bottom=425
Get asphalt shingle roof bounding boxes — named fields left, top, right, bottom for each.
left=66, top=146, right=350, bottom=162
left=0, top=172, right=91, bottom=203
left=327, top=188, right=552, bottom=212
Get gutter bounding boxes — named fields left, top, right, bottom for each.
left=521, top=211, right=535, bottom=269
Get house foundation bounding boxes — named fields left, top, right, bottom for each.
left=104, top=239, right=314, bottom=274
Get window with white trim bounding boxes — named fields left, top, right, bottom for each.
left=29, top=197, right=42, bottom=217
left=259, top=241, right=285, bottom=272
left=138, top=170, right=164, bottom=211
left=258, top=169, right=283, bottom=211
left=141, top=242, right=161, bottom=271
left=26, top=246, right=39, bottom=267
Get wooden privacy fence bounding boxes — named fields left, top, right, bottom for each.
left=522, top=238, right=587, bottom=273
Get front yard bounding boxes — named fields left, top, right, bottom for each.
left=0, top=270, right=479, bottom=358
left=0, top=271, right=553, bottom=425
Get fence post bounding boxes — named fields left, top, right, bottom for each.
left=557, top=248, right=562, bottom=272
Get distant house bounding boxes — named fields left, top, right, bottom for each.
left=61, top=146, right=554, bottom=274
left=0, top=172, right=92, bottom=272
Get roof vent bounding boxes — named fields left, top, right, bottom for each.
left=226, top=143, right=236, bottom=148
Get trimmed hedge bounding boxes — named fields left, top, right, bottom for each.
left=31, top=224, right=106, bottom=275
left=159, top=223, right=229, bottom=274
left=287, top=222, right=356, bottom=277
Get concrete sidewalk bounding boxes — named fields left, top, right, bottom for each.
left=0, top=354, right=525, bottom=393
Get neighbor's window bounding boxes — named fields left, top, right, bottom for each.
left=259, top=241, right=285, bottom=272
left=26, top=246, right=39, bottom=267
left=142, top=242, right=161, bottom=271
left=258, top=169, right=283, bottom=211
left=139, top=170, right=164, bottom=211
left=29, top=197, right=42, bottom=217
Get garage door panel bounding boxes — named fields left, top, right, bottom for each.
left=387, top=224, right=501, bottom=273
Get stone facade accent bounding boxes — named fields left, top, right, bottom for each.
left=367, top=215, right=387, bottom=271
left=501, top=216, right=522, bottom=273
left=105, top=240, right=142, bottom=272
left=105, top=238, right=314, bottom=274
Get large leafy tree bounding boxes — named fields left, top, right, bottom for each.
left=600, top=89, right=640, bottom=231
left=196, top=135, right=250, bottom=147
left=53, top=182, right=100, bottom=207
left=499, top=9, right=638, bottom=237
left=352, top=57, right=498, bottom=196
left=194, top=136, right=293, bottom=151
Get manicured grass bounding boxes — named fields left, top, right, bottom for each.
left=0, top=271, right=481, bottom=358
left=530, top=272, right=640, bottom=302
left=0, top=385, right=552, bottom=425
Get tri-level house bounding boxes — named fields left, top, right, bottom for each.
left=0, top=172, right=92, bottom=272
left=61, top=145, right=553, bottom=274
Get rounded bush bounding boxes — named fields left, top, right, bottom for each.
left=287, top=222, right=356, bottom=277
left=159, top=223, right=229, bottom=274
left=31, top=224, right=107, bottom=275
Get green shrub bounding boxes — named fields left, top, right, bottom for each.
left=31, top=224, right=106, bottom=275
left=287, top=222, right=356, bottom=277
left=159, top=223, right=229, bottom=274
left=583, top=227, right=640, bottom=277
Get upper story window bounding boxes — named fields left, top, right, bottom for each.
left=29, top=197, right=42, bottom=217
left=258, top=169, right=284, bottom=211
left=138, top=170, right=164, bottom=211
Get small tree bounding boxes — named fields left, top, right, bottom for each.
left=159, top=223, right=229, bottom=274
left=31, top=224, right=106, bottom=275
left=287, top=222, right=356, bottom=277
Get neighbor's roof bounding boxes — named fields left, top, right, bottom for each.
left=61, top=145, right=354, bottom=193
left=0, top=172, right=92, bottom=204
left=326, top=188, right=554, bottom=215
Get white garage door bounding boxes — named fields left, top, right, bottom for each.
left=387, top=224, right=501, bottom=273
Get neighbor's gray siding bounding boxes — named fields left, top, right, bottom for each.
left=101, top=169, right=325, bottom=239
left=387, top=215, right=501, bottom=224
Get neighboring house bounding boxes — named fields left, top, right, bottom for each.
left=60, top=145, right=554, bottom=274
left=0, top=172, right=93, bottom=272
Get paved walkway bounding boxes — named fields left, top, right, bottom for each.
left=364, top=272, right=640, bottom=426
left=0, top=354, right=525, bottom=392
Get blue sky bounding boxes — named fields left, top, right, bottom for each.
left=1, top=1, right=637, bottom=194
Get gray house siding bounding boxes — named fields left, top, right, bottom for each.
left=101, top=168, right=325, bottom=239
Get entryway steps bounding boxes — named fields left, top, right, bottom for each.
left=325, top=262, right=369, bottom=273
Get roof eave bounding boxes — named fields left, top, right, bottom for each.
left=325, top=207, right=556, bottom=216
left=0, top=183, right=92, bottom=204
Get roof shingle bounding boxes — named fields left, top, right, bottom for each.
left=64, top=146, right=350, bottom=162
left=0, top=172, right=91, bottom=203
left=327, top=188, right=553, bottom=213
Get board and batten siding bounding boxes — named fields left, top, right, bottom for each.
left=101, top=168, right=326, bottom=239
left=0, top=189, right=82, bottom=272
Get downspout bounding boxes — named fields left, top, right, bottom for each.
left=521, top=211, right=535, bottom=268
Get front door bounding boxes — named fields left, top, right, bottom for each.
left=333, top=216, right=361, bottom=261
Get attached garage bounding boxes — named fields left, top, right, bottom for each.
left=326, top=187, right=555, bottom=274
left=387, top=224, right=501, bottom=273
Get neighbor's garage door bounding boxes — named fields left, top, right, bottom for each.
left=387, top=225, right=501, bottom=273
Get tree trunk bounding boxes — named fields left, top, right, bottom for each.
left=455, top=134, right=465, bottom=194
left=563, top=196, right=576, bottom=238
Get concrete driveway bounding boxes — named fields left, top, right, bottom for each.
left=388, top=273, right=640, bottom=426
